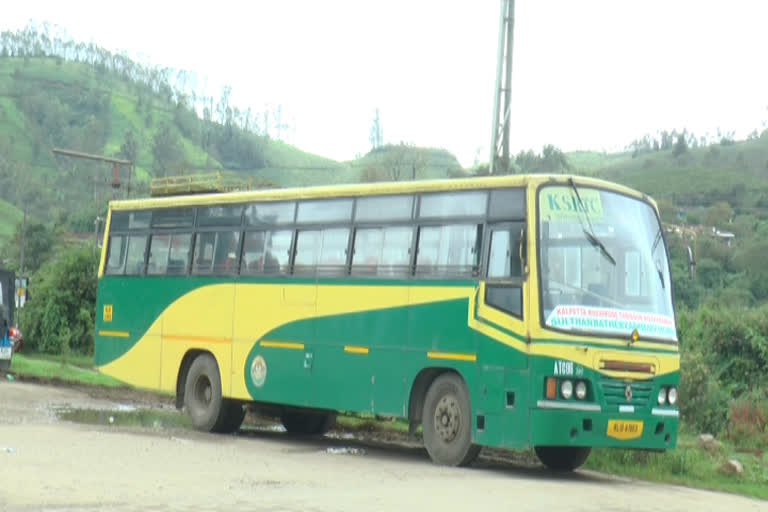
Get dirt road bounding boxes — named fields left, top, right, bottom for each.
left=0, top=380, right=765, bottom=512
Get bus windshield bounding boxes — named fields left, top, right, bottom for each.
left=538, top=185, right=677, bottom=342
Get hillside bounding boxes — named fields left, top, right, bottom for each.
left=0, top=53, right=464, bottom=227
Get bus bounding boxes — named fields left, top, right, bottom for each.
left=94, top=174, right=679, bottom=471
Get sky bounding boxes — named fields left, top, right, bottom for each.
left=3, top=0, right=768, bottom=168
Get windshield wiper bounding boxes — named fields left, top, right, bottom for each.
left=568, top=178, right=616, bottom=266
left=582, top=228, right=616, bottom=266
left=650, top=227, right=665, bottom=289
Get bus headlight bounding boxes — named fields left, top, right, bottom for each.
left=657, top=387, right=667, bottom=406
left=560, top=380, right=573, bottom=400
left=667, top=387, right=677, bottom=405
left=575, top=381, right=587, bottom=400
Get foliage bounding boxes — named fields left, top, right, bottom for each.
left=19, top=246, right=98, bottom=355
left=727, top=389, right=768, bottom=450
left=1, top=220, right=55, bottom=274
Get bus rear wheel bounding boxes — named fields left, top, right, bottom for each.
left=184, top=354, right=244, bottom=433
left=280, top=410, right=336, bottom=435
left=422, top=373, right=480, bottom=467
left=534, top=446, right=591, bottom=471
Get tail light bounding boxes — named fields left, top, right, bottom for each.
left=9, top=327, right=21, bottom=339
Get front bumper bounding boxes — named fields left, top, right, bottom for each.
left=530, top=401, right=679, bottom=450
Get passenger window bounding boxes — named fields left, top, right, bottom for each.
left=419, top=192, right=487, bottom=219
left=297, top=199, right=353, bottom=223
left=147, top=234, right=171, bottom=275
left=124, top=235, right=148, bottom=275
left=192, top=231, right=241, bottom=275
left=167, top=233, right=192, bottom=275
left=355, top=196, right=414, bottom=222
left=244, top=202, right=296, bottom=225
left=151, top=208, right=195, bottom=229
left=416, top=224, right=481, bottom=276
left=198, top=205, right=243, bottom=227
left=105, top=235, right=128, bottom=275
left=489, top=189, right=526, bottom=220
left=352, top=227, right=412, bottom=277
left=242, top=230, right=292, bottom=275
left=294, top=229, right=350, bottom=275
left=110, top=211, right=151, bottom=231
left=318, top=229, right=350, bottom=275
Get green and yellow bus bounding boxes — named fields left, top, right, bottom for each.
left=95, top=174, right=679, bottom=470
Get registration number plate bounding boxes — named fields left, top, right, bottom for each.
left=0, top=346, right=11, bottom=360
left=607, top=419, right=643, bottom=440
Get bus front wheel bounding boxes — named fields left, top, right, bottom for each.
left=184, top=353, right=244, bottom=433
left=422, top=373, right=480, bottom=466
left=534, top=446, right=591, bottom=471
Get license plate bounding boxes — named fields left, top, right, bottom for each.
left=0, top=346, right=11, bottom=360
left=607, top=419, right=643, bottom=440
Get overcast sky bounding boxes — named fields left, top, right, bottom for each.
left=3, top=0, right=768, bottom=167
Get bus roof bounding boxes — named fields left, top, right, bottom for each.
left=109, top=174, right=650, bottom=211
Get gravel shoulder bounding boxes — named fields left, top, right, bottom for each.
left=0, top=380, right=765, bottom=512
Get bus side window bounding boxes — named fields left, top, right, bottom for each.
left=124, top=235, right=148, bottom=276
left=105, top=235, right=128, bottom=275
left=242, top=230, right=292, bottom=275
left=167, top=233, right=192, bottom=275
left=147, top=234, right=171, bottom=275
left=352, top=227, right=412, bottom=277
left=192, top=233, right=216, bottom=274
left=416, top=224, right=481, bottom=277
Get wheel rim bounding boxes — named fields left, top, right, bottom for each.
left=434, top=394, right=461, bottom=442
left=193, top=375, right=212, bottom=409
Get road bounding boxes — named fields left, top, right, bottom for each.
left=0, top=380, right=765, bottom=512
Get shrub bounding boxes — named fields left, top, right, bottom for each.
left=19, top=246, right=98, bottom=355
left=679, top=349, right=730, bottom=435
left=727, top=390, right=768, bottom=450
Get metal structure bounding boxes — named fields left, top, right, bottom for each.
left=490, top=0, right=515, bottom=175
left=51, top=148, right=133, bottom=200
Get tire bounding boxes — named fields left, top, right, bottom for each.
left=184, top=354, right=242, bottom=433
left=281, top=410, right=336, bottom=435
left=534, top=446, right=591, bottom=471
left=422, top=373, right=480, bottom=467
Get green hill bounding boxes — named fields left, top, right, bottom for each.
left=0, top=48, right=463, bottom=227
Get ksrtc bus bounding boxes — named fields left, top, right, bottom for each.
left=95, top=174, right=679, bottom=470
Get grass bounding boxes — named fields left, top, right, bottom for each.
left=8, top=353, right=124, bottom=387
left=59, top=408, right=192, bottom=430
left=585, top=433, right=768, bottom=500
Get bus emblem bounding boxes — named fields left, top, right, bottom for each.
left=251, top=355, right=267, bottom=387
left=625, top=385, right=633, bottom=401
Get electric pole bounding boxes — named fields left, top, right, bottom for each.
left=490, top=0, right=515, bottom=174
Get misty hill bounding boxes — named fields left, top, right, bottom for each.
left=0, top=27, right=463, bottom=231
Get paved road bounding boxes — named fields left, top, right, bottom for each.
left=0, top=380, right=765, bottom=512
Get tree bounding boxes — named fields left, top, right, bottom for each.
left=152, top=123, right=183, bottom=176
left=119, top=130, right=139, bottom=163
left=3, top=221, right=55, bottom=275
left=703, top=201, right=733, bottom=228
left=369, top=108, right=383, bottom=150
left=673, top=134, right=688, bottom=157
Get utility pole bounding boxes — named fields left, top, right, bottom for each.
left=490, top=0, right=515, bottom=175
left=51, top=148, right=133, bottom=200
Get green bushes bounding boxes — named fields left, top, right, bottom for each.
left=19, top=246, right=98, bottom=355
left=678, top=306, right=768, bottom=436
